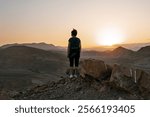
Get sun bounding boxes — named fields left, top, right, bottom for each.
left=96, top=27, right=125, bottom=46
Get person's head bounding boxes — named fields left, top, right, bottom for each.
left=71, top=29, right=77, bottom=37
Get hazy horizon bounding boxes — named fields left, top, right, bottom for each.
left=0, top=0, right=150, bottom=47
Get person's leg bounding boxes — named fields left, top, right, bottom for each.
left=75, top=55, right=79, bottom=67
left=69, top=57, right=74, bottom=67
left=69, top=57, right=74, bottom=78
left=74, top=55, right=80, bottom=77
left=72, top=57, right=76, bottom=76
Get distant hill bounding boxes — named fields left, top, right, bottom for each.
left=137, top=46, right=150, bottom=56
left=0, top=46, right=66, bottom=70
left=0, top=46, right=68, bottom=91
left=88, top=42, right=150, bottom=51
left=111, top=46, right=135, bottom=57
left=81, top=50, right=106, bottom=58
left=1, top=42, right=66, bottom=51
left=114, top=42, right=150, bottom=51
left=82, top=46, right=136, bottom=58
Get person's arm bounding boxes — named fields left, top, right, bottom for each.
left=79, top=40, right=81, bottom=53
left=67, top=40, right=71, bottom=58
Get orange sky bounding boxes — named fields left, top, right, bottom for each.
left=0, top=0, right=150, bottom=47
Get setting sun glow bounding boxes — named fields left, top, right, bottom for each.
left=0, top=1, right=150, bottom=47
left=97, top=28, right=125, bottom=46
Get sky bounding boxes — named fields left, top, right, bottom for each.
left=0, top=0, right=150, bottom=47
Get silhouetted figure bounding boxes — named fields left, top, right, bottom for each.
left=67, top=29, right=81, bottom=78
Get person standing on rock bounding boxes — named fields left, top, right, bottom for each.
left=67, top=29, right=81, bottom=78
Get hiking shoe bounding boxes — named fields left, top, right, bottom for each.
left=74, top=74, right=78, bottom=78
left=69, top=74, right=73, bottom=78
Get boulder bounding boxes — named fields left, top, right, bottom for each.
left=80, top=59, right=112, bottom=80
left=110, top=64, right=150, bottom=96
left=110, top=64, right=138, bottom=93
left=138, top=70, right=150, bottom=98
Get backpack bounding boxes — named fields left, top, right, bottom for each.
left=70, top=38, right=80, bottom=51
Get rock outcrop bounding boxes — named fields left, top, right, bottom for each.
left=110, top=64, right=150, bottom=99
left=80, top=59, right=112, bottom=80
left=137, top=70, right=150, bottom=98
left=13, top=77, right=141, bottom=100
left=110, top=64, right=139, bottom=93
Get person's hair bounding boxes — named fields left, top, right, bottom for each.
left=71, top=29, right=77, bottom=36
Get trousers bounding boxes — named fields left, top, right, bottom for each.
left=69, top=55, right=80, bottom=67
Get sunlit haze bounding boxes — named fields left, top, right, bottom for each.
left=0, top=0, right=150, bottom=47
left=96, top=27, right=125, bottom=46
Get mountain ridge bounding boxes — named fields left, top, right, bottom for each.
left=137, top=46, right=150, bottom=55
left=1, top=42, right=65, bottom=51
left=1, top=42, right=150, bottom=51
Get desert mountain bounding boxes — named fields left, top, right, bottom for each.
left=110, top=46, right=135, bottom=57
left=114, top=42, right=150, bottom=51
left=81, top=50, right=106, bottom=58
left=0, top=46, right=67, bottom=93
left=0, top=46, right=66, bottom=69
left=89, top=42, right=150, bottom=51
left=1, top=42, right=65, bottom=51
left=137, top=46, right=150, bottom=56
left=82, top=46, right=135, bottom=58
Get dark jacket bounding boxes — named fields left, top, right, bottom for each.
left=67, top=37, right=81, bottom=58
